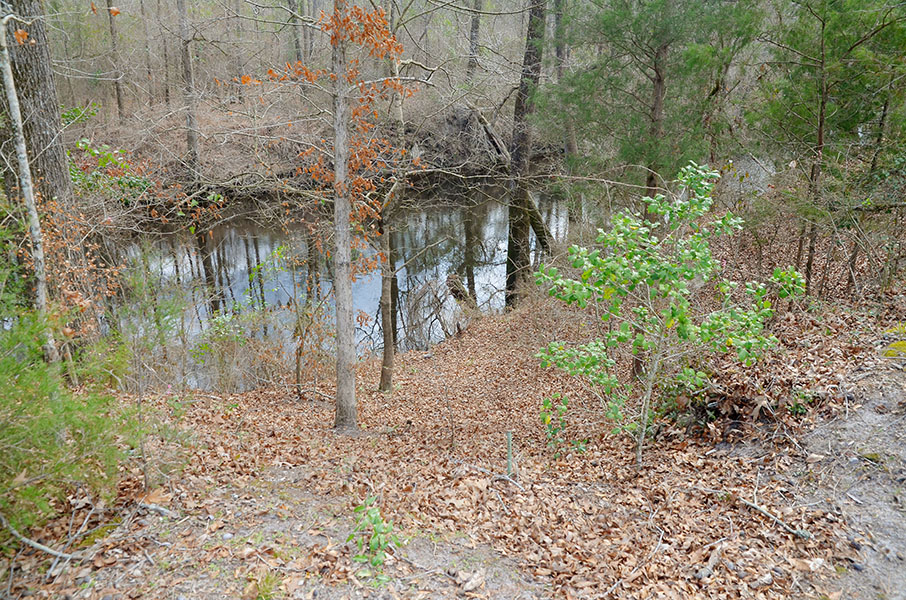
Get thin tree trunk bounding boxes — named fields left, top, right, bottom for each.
left=105, top=0, right=125, bottom=119
left=301, top=0, right=310, bottom=60
left=378, top=49, right=404, bottom=392
left=379, top=214, right=394, bottom=392
left=158, top=0, right=170, bottom=106
left=636, top=335, right=662, bottom=469
left=332, top=0, right=356, bottom=430
left=465, top=0, right=481, bottom=83
left=0, top=14, right=58, bottom=362
left=289, top=0, right=303, bottom=62
left=307, top=0, right=316, bottom=59
left=804, top=17, right=828, bottom=296
left=553, top=0, right=576, bottom=158
left=139, top=0, right=154, bottom=106
left=848, top=85, right=891, bottom=296
left=505, top=0, right=544, bottom=308
left=177, top=0, right=200, bottom=176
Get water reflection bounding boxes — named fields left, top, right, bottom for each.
left=132, top=189, right=579, bottom=390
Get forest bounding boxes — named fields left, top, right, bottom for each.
left=1, top=0, right=905, bottom=597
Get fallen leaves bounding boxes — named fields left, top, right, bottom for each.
left=8, top=292, right=893, bottom=598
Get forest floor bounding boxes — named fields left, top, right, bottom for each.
left=5, top=293, right=906, bottom=600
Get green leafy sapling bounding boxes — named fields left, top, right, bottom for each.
left=537, top=163, right=804, bottom=467
left=347, top=496, right=401, bottom=585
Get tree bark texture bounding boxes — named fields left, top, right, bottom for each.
left=465, top=0, right=481, bottom=83
left=379, top=214, right=394, bottom=392
left=0, top=13, right=58, bottom=362
left=645, top=43, right=668, bottom=201
left=0, top=0, right=72, bottom=208
left=505, top=0, right=544, bottom=308
left=332, top=0, right=357, bottom=430
left=177, top=0, right=200, bottom=176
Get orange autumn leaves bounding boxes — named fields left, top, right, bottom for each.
left=255, top=6, right=412, bottom=231
left=89, top=3, right=120, bottom=16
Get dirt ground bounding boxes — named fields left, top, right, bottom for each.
left=792, top=361, right=906, bottom=600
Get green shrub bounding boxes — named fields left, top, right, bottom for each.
left=0, top=314, right=126, bottom=536
left=537, top=163, right=804, bottom=467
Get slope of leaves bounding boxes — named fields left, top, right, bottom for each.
left=7, top=291, right=896, bottom=598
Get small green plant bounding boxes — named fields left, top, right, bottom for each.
left=540, top=393, right=587, bottom=458
left=541, top=393, right=568, bottom=448
left=347, top=496, right=401, bottom=585
left=537, top=163, right=805, bottom=467
left=69, top=138, right=151, bottom=200
left=60, top=103, right=99, bottom=126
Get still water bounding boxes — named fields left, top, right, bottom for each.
left=131, top=189, right=588, bottom=390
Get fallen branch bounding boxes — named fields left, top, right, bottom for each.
left=492, top=474, right=525, bottom=491
left=138, top=503, right=179, bottom=519
left=0, top=512, right=81, bottom=561
left=738, top=497, right=811, bottom=540
left=696, top=487, right=811, bottom=540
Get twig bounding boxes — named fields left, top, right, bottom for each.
left=142, top=548, right=156, bottom=567
left=138, top=503, right=179, bottom=519
left=48, top=501, right=96, bottom=582
left=738, top=498, right=811, bottom=540
left=492, top=474, right=524, bottom=491
left=696, top=487, right=810, bottom=539
left=296, top=388, right=333, bottom=400
left=493, top=489, right=511, bottom=515
left=6, top=548, right=21, bottom=597
left=0, top=512, right=81, bottom=561
left=846, top=492, right=864, bottom=505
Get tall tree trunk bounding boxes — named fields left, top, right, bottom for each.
left=1, top=0, right=73, bottom=208
left=553, top=0, right=576, bottom=158
left=307, top=0, right=316, bottom=59
left=300, top=0, right=310, bottom=60
left=379, top=214, right=394, bottom=392
left=158, top=0, right=171, bottom=106
left=465, top=0, right=481, bottom=83
left=505, top=0, right=544, bottom=307
left=289, top=0, right=303, bottom=62
left=848, top=83, right=891, bottom=296
left=105, top=0, right=125, bottom=119
left=332, top=0, right=356, bottom=430
left=804, top=23, right=827, bottom=296
left=377, top=47, right=404, bottom=393
left=645, top=43, right=668, bottom=202
left=177, top=0, right=200, bottom=176
left=139, top=0, right=154, bottom=106
left=0, top=13, right=58, bottom=362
